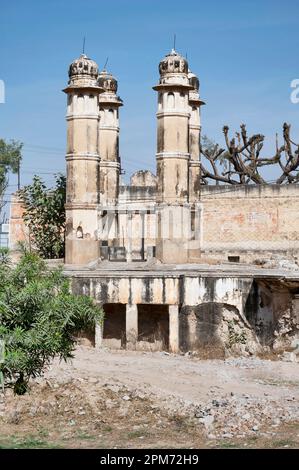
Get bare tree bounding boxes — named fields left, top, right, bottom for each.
left=200, top=123, right=299, bottom=185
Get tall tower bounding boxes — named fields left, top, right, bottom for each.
left=188, top=71, right=205, bottom=202
left=97, top=70, right=123, bottom=248
left=63, top=54, right=104, bottom=265
left=97, top=70, right=123, bottom=207
left=153, top=49, right=193, bottom=263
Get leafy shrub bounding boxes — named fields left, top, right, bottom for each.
left=19, top=174, right=66, bottom=259
left=0, top=251, right=103, bottom=394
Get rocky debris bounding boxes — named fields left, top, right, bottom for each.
left=122, top=395, right=131, bottom=401
left=185, top=388, right=298, bottom=439
left=277, top=260, right=299, bottom=271
left=211, top=399, right=229, bottom=407
left=224, top=357, right=265, bottom=368
left=219, top=308, right=262, bottom=357
left=198, top=415, right=214, bottom=429
left=0, top=350, right=298, bottom=444
left=273, top=312, right=299, bottom=352
left=281, top=351, right=298, bottom=363
left=261, top=259, right=299, bottom=271
left=6, top=410, right=21, bottom=425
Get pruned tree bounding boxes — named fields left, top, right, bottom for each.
left=200, top=123, right=299, bottom=185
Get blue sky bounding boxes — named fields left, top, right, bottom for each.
left=1, top=0, right=299, bottom=204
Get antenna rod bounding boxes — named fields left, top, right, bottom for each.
left=173, top=33, right=176, bottom=51
left=103, top=57, right=109, bottom=70
left=82, top=36, right=86, bottom=54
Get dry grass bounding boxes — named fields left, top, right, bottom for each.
left=1, top=381, right=298, bottom=449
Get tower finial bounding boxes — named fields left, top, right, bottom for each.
left=103, top=57, right=109, bottom=71
left=173, top=33, right=176, bottom=51
left=82, top=36, right=86, bottom=55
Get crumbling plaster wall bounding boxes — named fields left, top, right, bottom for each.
left=200, top=184, right=299, bottom=263
left=114, top=182, right=299, bottom=263
left=9, top=183, right=299, bottom=265
left=70, top=274, right=252, bottom=311
left=70, top=272, right=299, bottom=353
left=245, top=280, right=299, bottom=349
left=70, top=273, right=260, bottom=353
left=8, top=195, right=28, bottom=251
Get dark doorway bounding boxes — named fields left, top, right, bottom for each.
left=137, top=304, right=169, bottom=350
left=228, top=256, right=240, bottom=263
left=102, top=303, right=126, bottom=349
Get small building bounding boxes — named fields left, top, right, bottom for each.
left=0, top=223, right=9, bottom=248
left=10, top=50, right=299, bottom=355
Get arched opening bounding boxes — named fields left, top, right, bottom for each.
left=77, top=94, right=84, bottom=113
left=167, top=92, right=175, bottom=109
left=108, top=108, right=114, bottom=124
left=180, top=92, right=185, bottom=107
left=158, top=92, right=163, bottom=110
left=99, top=107, right=105, bottom=123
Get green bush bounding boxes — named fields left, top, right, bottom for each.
left=0, top=251, right=103, bottom=395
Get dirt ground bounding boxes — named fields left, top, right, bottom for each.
left=0, top=346, right=298, bottom=449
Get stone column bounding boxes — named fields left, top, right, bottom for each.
left=8, top=194, right=27, bottom=250
left=126, top=211, right=133, bottom=262
left=188, top=71, right=205, bottom=203
left=292, top=294, right=299, bottom=324
left=98, top=70, right=123, bottom=249
left=169, top=305, right=179, bottom=353
left=126, top=304, right=138, bottom=349
left=153, top=49, right=193, bottom=264
left=95, top=322, right=103, bottom=349
left=63, top=54, right=104, bottom=265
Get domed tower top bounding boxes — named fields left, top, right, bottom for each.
left=98, top=70, right=118, bottom=93
left=67, top=54, right=101, bottom=89
left=159, top=49, right=188, bottom=76
left=188, top=70, right=200, bottom=91
left=98, top=69, right=123, bottom=106
left=154, top=49, right=192, bottom=89
left=188, top=69, right=205, bottom=106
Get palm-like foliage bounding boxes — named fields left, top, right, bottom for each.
left=0, top=252, right=103, bottom=394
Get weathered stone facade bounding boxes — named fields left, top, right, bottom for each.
left=9, top=50, right=299, bottom=356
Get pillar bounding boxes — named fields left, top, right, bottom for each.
left=126, top=304, right=138, bottom=349
left=126, top=211, right=133, bottom=262
left=63, top=54, right=104, bottom=265
left=169, top=305, right=179, bottom=353
left=188, top=71, right=205, bottom=203
left=95, top=322, right=103, bottom=349
left=98, top=70, right=123, bottom=248
left=8, top=194, right=27, bottom=250
left=292, top=294, right=299, bottom=324
left=153, top=49, right=193, bottom=264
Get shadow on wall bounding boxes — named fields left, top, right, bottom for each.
left=179, top=302, right=257, bottom=358
left=245, top=280, right=299, bottom=351
left=102, top=303, right=126, bottom=349
left=137, top=304, right=169, bottom=351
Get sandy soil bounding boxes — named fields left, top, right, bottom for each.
left=0, top=346, right=298, bottom=448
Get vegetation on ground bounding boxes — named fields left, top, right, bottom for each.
left=0, top=250, right=103, bottom=394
